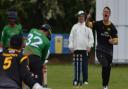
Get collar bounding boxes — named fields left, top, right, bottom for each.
left=78, top=22, right=85, bottom=25
left=8, top=48, right=21, bottom=52
left=103, top=20, right=111, bottom=25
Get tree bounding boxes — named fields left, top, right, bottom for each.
left=0, top=0, right=96, bottom=34
left=45, top=0, right=95, bottom=33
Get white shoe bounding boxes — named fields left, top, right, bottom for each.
left=32, top=83, right=52, bottom=89
left=103, top=86, right=108, bottom=89
left=84, top=81, right=88, bottom=85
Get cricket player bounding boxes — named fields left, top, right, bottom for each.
left=0, top=10, right=22, bottom=48
left=0, top=35, right=46, bottom=89
left=86, top=7, right=118, bottom=89
left=23, top=24, right=52, bottom=87
left=69, top=10, right=94, bottom=88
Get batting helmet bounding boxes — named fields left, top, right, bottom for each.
left=40, top=24, right=52, bottom=40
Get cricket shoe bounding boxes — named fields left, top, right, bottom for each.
left=33, top=83, right=52, bottom=89
left=73, top=81, right=83, bottom=88
left=73, top=81, right=79, bottom=88
left=83, top=81, right=88, bottom=85
left=103, top=86, right=108, bottom=89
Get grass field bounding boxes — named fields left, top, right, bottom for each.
left=47, top=64, right=128, bottom=89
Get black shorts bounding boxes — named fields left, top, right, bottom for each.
left=96, top=50, right=112, bottom=67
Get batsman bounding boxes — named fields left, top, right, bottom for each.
left=23, top=24, right=52, bottom=88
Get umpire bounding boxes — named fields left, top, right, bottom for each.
left=69, top=10, right=94, bottom=87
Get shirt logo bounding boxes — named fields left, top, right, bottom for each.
left=107, top=28, right=111, bottom=31
left=9, top=50, right=15, bottom=53
left=101, top=31, right=110, bottom=37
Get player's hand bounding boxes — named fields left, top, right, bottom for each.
left=69, top=48, right=74, bottom=53
left=108, top=36, right=113, bottom=44
left=87, top=47, right=91, bottom=53
left=44, top=60, right=48, bottom=64
left=32, top=83, right=45, bottom=89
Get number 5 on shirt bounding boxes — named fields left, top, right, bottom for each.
left=3, top=57, right=12, bottom=70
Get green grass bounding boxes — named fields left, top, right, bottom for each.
left=47, top=64, right=128, bottom=89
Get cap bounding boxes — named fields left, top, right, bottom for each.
left=7, top=11, right=17, bottom=19
left=41, top=24, right=51, bottom=32
left=77, top=10, right=85, bottom=16
left=40, top=24, right=52, bottom=40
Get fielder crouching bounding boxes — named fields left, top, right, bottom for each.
left=0, top=35, right=46, bottom=89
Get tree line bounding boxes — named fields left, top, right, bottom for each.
left=0, top=0, right=95, bottom=34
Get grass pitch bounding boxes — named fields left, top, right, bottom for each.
left=47, top=64, right=128, bottom=89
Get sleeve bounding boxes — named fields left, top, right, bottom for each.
left=19, top=55, right=37, bottom=88
left=1, top=27, right=6, bottom=46
left=88, top=28, right=94, bottom=48
left=41, top=43, right=50, bottom=64
left=68, top=26, right=75, bottom=49
left=111, top=24, right=118, bottom=38
left=93, top=21, right=104, bottom=31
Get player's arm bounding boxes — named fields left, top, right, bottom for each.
left=19, top=56, right=44, bottom=89
left=42, top=43, right=50, bottom=64
left=112, top=24, right=118, bottom=45
left=112, top=37, right=118, bottom=45
left=86, top=14, right=94, bottom=28
left=109, top=31, right=118, bottom=45
left=68, top=26, right=75, bottom=52
left=109, top=23, right=118, bottom=45
left=86, top=21, right=93, bottom=28
left=87, top=28, right=94, bottom=52
left=109, top=36, right=118, bottom=45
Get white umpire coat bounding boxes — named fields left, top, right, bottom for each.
left=68, top=22, right=94, bottom=51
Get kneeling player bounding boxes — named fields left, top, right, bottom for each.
left=0, top=35, right=47, bottom=89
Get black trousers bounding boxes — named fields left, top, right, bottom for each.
left=73, top=50, right=88, bottom=85
left=29, top=55, right=43, bottom=85
left=96, top=50, right=112, bottom=86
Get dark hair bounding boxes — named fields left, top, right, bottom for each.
left=10, top=35, right=23, bottom=49
left=103, top=6, right=111, bottom=13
